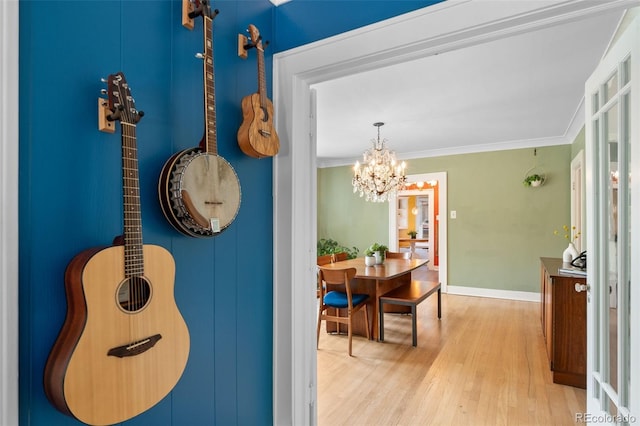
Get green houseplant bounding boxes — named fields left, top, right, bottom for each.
left=367, top=243, right=388, bottom=265
left=523, top=173, right=545, bottom=187
left=317, top=238, right=359, bottom=259
left=407, top=230, right=417, bottom=239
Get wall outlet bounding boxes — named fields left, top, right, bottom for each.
left=450, top=210, right=457, bottom=219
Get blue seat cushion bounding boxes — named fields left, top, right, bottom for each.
left=324, top=291, right=369, bottom=308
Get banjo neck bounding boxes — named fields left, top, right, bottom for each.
left=202, top=14, right=218, bottom=156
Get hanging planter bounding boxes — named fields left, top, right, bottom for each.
left=523, top=152, right=546, bottom=187
left=523, top=173, right=545, bottom=187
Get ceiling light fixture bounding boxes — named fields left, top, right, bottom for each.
left=352, top=122, right=406, bottom=202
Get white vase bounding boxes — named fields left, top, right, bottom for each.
left=563, top=242, right=579, bottom=263
left=374, top=252, right=384, bottom=265
left=365, top=256, right=375, bottom=266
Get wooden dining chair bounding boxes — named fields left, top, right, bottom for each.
left=385, top=251, right=412, bottom=259
left=316, top=252, right=349, bottom=298
left=317, top=266, right=370, bottom=356
left=317, top=251, right=349, bottom=266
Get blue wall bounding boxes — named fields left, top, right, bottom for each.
left=18, top=1, right=439, bottom=425
left=273, top=0, right=443, bottom=51
left=19, top=1, right=274, bottom=424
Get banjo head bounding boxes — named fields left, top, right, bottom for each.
left=160, top=149, right=241, bottom=237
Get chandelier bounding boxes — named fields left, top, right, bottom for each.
left=352, top=122, right=407, bottom=202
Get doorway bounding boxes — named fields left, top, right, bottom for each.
left=396, top=191, right=434, bottom=261
left=272, top=3, right=638, bottom=424
left=388, top=172, right=448, bottom=291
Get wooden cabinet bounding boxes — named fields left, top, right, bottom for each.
left=540, top=257, right=587, bottom=388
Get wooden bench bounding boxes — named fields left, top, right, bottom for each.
left=379, top=280, right=441, bottom=347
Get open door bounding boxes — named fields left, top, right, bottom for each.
left=585, top=11, right=639, bottom=421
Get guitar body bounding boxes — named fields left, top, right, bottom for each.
left=158, top=146, right=241, bottom=237
left=44, top=244, right=190, bottom=426
left=237, top=93, right=280, bottom=158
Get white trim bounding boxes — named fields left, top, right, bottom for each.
left=0, top=1, right=20, bottom=425
left=318, top=135, right=572, bottom=168
left=272, top=1, right=639, bottom=423
left=447, top=286, right=540, bottom=303
left=564, top=98, right=586, bottom=148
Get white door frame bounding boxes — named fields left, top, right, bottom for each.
left=388, top=172, right=447, bottom=291
left=0, top=1, right=20, bottom=425
left=272, top=2, right=638, bottom=424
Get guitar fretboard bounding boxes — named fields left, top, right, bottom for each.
left=203, top=16, right=218, bottom=155
left=257, top=43, right=267, bottom=110
left=121, top=122, right=144, bottom=277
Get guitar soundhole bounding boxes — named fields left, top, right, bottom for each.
left=117, top=277, right=151, bottom=312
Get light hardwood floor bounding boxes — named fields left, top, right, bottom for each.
left=317, top=265, right=586, bottom=426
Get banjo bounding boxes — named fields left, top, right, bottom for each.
left=158, top=0, right=241, bottom=238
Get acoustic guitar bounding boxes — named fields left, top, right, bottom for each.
left=237, top=24, right=280, bottom=158
left=158, top=0, right=241, bottom=237
left=44, top=72, right=190, bottom=426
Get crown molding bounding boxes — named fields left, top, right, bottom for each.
left=317, top=135, right=573, bottom=169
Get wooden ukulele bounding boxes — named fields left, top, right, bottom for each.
left=44, top=72, right=190, bottom=425
left=237, top=24, right=280, bottom=158
left=158, top=0, right=241, bottom=237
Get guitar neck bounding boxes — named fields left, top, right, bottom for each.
left=121, top=122, right=145, bottom=277
left=203, top=16, right=218, bottom=155
left=257, top=44, right=267, bottom=108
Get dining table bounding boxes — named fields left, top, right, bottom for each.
left=319, top=257, right=429, bottom=341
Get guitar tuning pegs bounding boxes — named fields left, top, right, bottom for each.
left=195, top=53, right=204, bottom=59
left=100, top=89, right=107, bottom=95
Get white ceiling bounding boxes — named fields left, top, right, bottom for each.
left=312, top=2, right=628, bottom=167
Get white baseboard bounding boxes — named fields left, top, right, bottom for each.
left=447, top=285, right=540, bottom=302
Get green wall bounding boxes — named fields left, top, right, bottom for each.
left=318, top=145, right=574, bottom=293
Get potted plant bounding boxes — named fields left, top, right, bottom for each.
left=368, top=243, right=388, bottom=265
left=407, top=230, right=417, bottom=239
left=364, top=248, right=376, bottom=266
left=317, top=238, right=359, bottom=258
left=523, top=173, right=545, bottom=187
